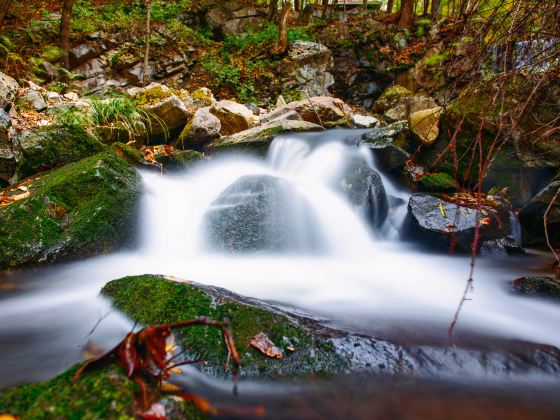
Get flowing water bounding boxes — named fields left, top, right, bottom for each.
left=0, top=130, right=559, bottom=404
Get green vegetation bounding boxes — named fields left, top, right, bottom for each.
left=0, top=364, right=203, bottom=419
left=102, top=275, right=345, bottom=377
left=418, top=173, right=457, bottom=192
left=0, top=152, right=141, bottom=270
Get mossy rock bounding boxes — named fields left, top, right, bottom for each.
left=155, top=149, right=205, bottom=172
left=0, top=364, right=203, bottom=419
left=0, top=151, right=142, bottom=270
left=511, top=277, right=560, bottom=301
left=110, top=142, right=144, bottom=165
left=12, top=125, right=107, bottom=182
left=205, top=120, right=323, bottom=155
left=373, top=85, right=413, bottom=113
left=418, top=173, right=457, bottom=192
left=101, top=275, right=346, bottom=378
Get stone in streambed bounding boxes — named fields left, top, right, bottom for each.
left=518, top=181, right=560, bottom=248
left=101, top=275, right=345, bottom=378
left=0, top=151, right=141, bottom=270
left=511, top=276, right=560, bottom=301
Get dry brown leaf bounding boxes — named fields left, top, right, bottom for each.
left=250, top=332, right=283, bottom=359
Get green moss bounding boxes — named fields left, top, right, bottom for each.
left=156, top=150, right=204, bottom=172
left=110, top=142, right=144, bottom=164
left=134, top=86, right=174, bottom=107
left=102, top=275, right=345, bottom=377
left=511, top=277, right=560, bottom=300
left=0, top=151, right=142, bottom=270
left=0, top=364, right=204, bottom=419
left=14, top=125, right=107, bottom=181
left=418, top=173, right=457, bottom=192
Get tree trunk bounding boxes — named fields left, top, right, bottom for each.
left=270, top=2, right=291, bottom=56
left=423, top=0, right=430, bottom=16
left=60, top=0, right=74, bottom=70
left=294, top=0, right=300, bottom=12
left=0, top=0, right=12, bottom=29
left=386, top=0, right=394, bottom=13
left=268, top=0, right=279, bottom=21
left=399, top=0, right=414, bottom=30
left=143, top=0, right=151, bottom=86
left=430, top=0, right=441, bottom=20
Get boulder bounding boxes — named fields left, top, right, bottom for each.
left=69, top=43, right=98, bottom=68
left=11, top=126, right=106, bottom=182
left=480, top=236, right=525, bottom=257
left=409, top=106, right=443, bottom=145
left=205, top=3, right=265, bottom=36
left=353, top=114, right=379, bottom=128
left=373, top=85, right=413, bottom=113
left=205, top=120, right=323, bottom=154
left=203, top=175, right=320, bottom=253
left=338, top=157, right=388, bottom=228
left=286, top=41, right=335, bottom=97
left=260, top=106, right=303, bottom=124
left=511, top=276, right=560, bottom=301
left=0, top=142, right=15, bottom=185
left=188, top=87, right=215, bottom=108
left=0, top=108, right=11, bottom=141
left=176, top=107, right=220, bottom=147
left=519, top=181, right=560, bottom=248
left=288, top=96, right=353, bottom=127
left=0, top=152, right=141, bottom=270
left=210, top=99, right=260, bottom=136
left=360, top=121, right=410, bottom=172
left=154, top=149, right=204, bottom=173
left=0, top=71, right=19, bottom=111
left=128, top=83, right=191, bottom=137
left=384, top=95, right=438, bottom=122
left=18, top=90, right=48, bottom=112
left=402, top=193, right=510, bottom=252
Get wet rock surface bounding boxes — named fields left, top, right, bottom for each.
left=519, top=181, right=560, bottom=248
left=511, top=276, right=560, bottom=301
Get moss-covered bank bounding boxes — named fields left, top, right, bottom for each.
left=102, top=275, right=345, bottom=378
left=0, top=151, right=142, bottom=270
left=0, top=364, right=203, bottom=419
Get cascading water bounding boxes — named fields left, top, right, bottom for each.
left=0, top=129, right=559, bottom=387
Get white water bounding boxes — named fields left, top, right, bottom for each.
left=0, top=129, right=559, bottom=386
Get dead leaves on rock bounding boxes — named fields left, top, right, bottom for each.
left=0, top=177, right=41, bottom=207
left=74, top=317, right=264, bottom=418
left=250, top=332, right=283, bottom=359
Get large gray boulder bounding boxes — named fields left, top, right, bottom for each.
left=203, top=175, right=320, bottom=253
left=176, top=107, right=221, bottom=147
left=360, top=121, right=411, bottom=172
left=286, top=41, right=335, bottom=97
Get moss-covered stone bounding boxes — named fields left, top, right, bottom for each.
left=13, top=125, right=107, bottom=181
left=101, top=275, right=345, bottom=378
left=205, top=120, right=323, bottom=155
left=0, top=364, right=203, bottom=419
left=418, top=173, right=457, bottom=192
left=110, top=142, right=144, bottom=165
left=511, top=276, right=560, bottom=301
left=0, top=151, right=142, bottom=270
left=373, top=85, right=413, bottom=113
left=156, top=149, right=205, bottom=172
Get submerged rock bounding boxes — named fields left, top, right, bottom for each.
left=480, top=236, right=525, bottom=256
left=402, top=193, right=510, bottom=252
left=101, top=275, right=560, bottom=381
left=338, top=157, right=388, bottom=228
left=11, top=126, right=106, bottom=182
left=102, top=275, right=345, bottom=377
left=203, top=175, right=321, bottom=253
left=205, top=120, right=322, bottom=154
left=0, top=151, right=141, bottom=270
left=511, top=276, right=560, bottom=301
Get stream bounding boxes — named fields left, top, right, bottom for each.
left=1, top=129, right=559, bottom=416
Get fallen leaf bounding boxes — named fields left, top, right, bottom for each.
left=250, top=332, right=283, bottom=359
left=479, top=217, right=491, bottom=225
left=439, top=203, right=447, bottom=218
